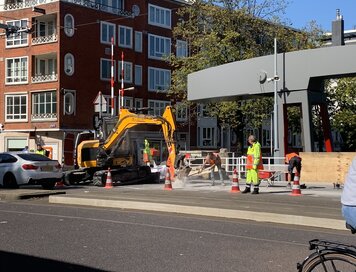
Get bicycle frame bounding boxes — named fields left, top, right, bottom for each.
left=297, top=239, right=356, bottom=272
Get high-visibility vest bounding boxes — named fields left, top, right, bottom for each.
left=246, top=142, right=263, bottom=170
left=36, top=149, right=47, bottom=156
left=285, top=152, right=301, bottom=163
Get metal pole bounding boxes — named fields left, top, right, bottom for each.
left=273, top=38, right=279, bottom=154
left=120, top=51, right=124, bottom=112
left=111, top=36, right=114, bottom=116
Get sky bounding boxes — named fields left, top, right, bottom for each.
left=284, top=0, right=356, bottom=32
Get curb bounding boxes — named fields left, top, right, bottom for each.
left=49, top=195, right=346, bottom=231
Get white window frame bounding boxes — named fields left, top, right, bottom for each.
left=176, top=40, right=188, bottom=58
left=148, top=4, right=171, bottom=29
left=36, top=19, right=56, bottom=38
left=148, top=34, right=171, bottom=60
left=198, top=127, right=216, bottom=148
left=134, top=31, right=142, bottom=52
left=118, top=25, right=132, bottom=48
left=64, top=53, right=74, bottom=76
left=134, top=98, right=143, bottom=109
left=35, top=57, right=57, bottom=76
left=6, top=19, right=28, bottom=48
left=103, top=94, right=116, bottom=116
left=100, top=58, right=115, bottom=81
left=148, top=100, right=171, bottom=116
left=31, top=90, right=57, bottom=121
left=5, top=93, right=28, bottom=122
left=64, top=14, right=75, bottom=37
left=134, top=65, right=142, bottom=86
left=5, top=57, right=28, bottom=85
left=123, top=97, right=133, bottom=109
left=175, top=102, right=187, bottom=122
left=100, top=21, right=116, bottom=45
left=63, top=89, right=76, bottom=115
left=148, top=67, right=171, bottom=92
left=118, top=61, right=132, bottom=83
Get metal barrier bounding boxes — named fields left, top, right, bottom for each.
left=183, top=152, right=288, bottom=181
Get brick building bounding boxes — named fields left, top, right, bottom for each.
left=0, top=0, right=191, bottom=165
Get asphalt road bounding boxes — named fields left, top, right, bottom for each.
left=0, top=199, right=353, bottom=272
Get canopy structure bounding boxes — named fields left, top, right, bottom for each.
left=188, top=43, right=356, bottom=155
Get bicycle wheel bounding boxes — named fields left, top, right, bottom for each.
left=301, top=252, right=356, bottom=272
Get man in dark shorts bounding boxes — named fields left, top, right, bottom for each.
left=285, top=152, right=303, bottom=188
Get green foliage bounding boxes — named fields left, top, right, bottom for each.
left=168, top=0, right=320, bottom=132
left=327, top=78, right=356, bottom=151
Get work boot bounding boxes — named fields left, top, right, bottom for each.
left=241, top=186, right=251, bottom=194
left=251, top=188, right=259, bottom=194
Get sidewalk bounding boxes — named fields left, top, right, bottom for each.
left=48, top=178, right=346, bottom=231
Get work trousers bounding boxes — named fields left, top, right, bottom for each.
left=210, top=165, right=224, bottom=181
left=246, top=169, right=260, bottom=186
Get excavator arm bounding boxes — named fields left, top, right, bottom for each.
left=98, top=106, right=176, bottom=175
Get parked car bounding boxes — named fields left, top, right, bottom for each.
left=0, top=152, right=63, bottom=189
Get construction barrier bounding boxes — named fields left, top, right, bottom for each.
left=164, top=168, right=173, bottom=191
left=290, top=169, right=302, bottom=196
left=230, top=168, right=240, bottom=193
left=105, top=168, right=113, bottom=189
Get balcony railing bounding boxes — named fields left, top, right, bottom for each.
left=3, top=0, right=132, bottom=17
left=31, top=73, right=58, bottom=83
left=32, top=33, right=57, bottom=45
left=3, top=0, right=57, bottom=11
left=31, top=113, right=57, bottom=121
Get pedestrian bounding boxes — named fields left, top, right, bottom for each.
left=242, top=135, right=263, bottom=194
left=285, top=152, right=303, bottom=188
left=200, top=151, right=224, bottom=186
left=35, top=144, right=47, bottom=156
left=143, top=138, right=152, bottom=166
left=341, top=156, right=356, bottom=229
left=22, top=146, right=29, bottom=152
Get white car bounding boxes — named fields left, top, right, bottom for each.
left=0, top=152, right=63, bottom=189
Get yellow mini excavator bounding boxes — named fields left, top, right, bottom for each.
left=64, top=106, right=176, bottom=186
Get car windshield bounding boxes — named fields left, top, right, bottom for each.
left=17, top=153, right=52, bottom=161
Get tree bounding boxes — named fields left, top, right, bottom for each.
left=326, top=78, right=356, bottom=151
left=168, top=0, right=319, bottom=147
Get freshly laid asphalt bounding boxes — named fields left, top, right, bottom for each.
left=0, top=178, right=346, bottom=232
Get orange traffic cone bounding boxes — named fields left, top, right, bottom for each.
left=163, top=168, right=173, bottom=191
left=105, top=168, right=113, bottom=189
left=290, top=169, right=302, bottom=196
left=230, top=168, right=240, bottom=193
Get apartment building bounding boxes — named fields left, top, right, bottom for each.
left=0, top=0, right=191, bottom=165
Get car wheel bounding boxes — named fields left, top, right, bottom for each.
left=42, top=181, right=56, bottom=190
left=3, top=173, right=19, bottom=189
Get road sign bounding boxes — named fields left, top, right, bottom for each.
left=93, top=92, right=107, bottom=112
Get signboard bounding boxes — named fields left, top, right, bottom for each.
left=93, top=92, right=107, bottom=112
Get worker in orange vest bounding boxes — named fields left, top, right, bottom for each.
left=200, top=152, right=224, bottom=186
left=242, top=135, right=263, bottom=194
left=285, top=152, right=302, bottom=187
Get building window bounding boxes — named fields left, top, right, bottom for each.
left=64, top=53, right=74, bottom=76
left=197, top=104, right=209, bottom=117
left=6, top=57, right=28, bottom=84
left=135, top=31, right=142, bottom=52
left=123, top=97, right=133, bottom=109
left=103, top=94, right=116, bottom=115
left=175, top=102, right=187, bottom=122
left=100, top=21, right=115, bottom=44
left=148, top=67, right=171, bottom=91
left=95, top=0, right=123, bottom=13
left=5, top=94, right=27, bottom=121
left=63, top=89, right=76, bottom=115
left=118, top=25, right=132, bottom=48
left=134, top=98, right=143, bottom=109
left=148, top=4, right=171, bottom=29
left=148, top=34, right=171, bottom=59
left=64, top=14, right=75, bottom=37
left=262, top=120, right=271, bottom=147
left=176, top=40, right=188, bottom=58
left=198, top=127, right=215, bottom=148
left=32, top=91, right=57, bottom=120
left=6, top=19, right=28, bottom=47
left=35, top=57, right=57, bottom=77
left=148, top=100, right=170, bottom=116
left=118, top=61, right=132, bottom=83
left=100, top=58, right=114, bottom=81
left=134, top=65, right=142, bottom=86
